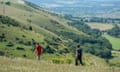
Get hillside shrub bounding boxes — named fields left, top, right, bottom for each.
left=22, top=35, right=26, bottom=38
left=15, top=37, right=20, bottom=41
left=0, top=33, right=6, bottom=42
left=16, top=47, right=25, bottom=51
left=4, top=39, right=7, bottom=42
left=29, top=26, right=32, bottom=31
left=0, top=51, right=4, bottom=56
left=44, top=45, right=55, bottom=54
left=52, top=58, right=72, bottom=64
left=107, top=25, right=120, bottom=38
left=5, top=2, right=11, bottom=6
left=0, top=15, right=20, bottom=27
left=24, top=41, right=31, bottom=46
left=18, top=40, right=24, bottom=44
left=22, top=54, right=27, bottom=58
left=6, top=42, right=14, bottom=47
left=50, top=19, right=59, bottom=24
left=27, top=19, right=32, bottom=23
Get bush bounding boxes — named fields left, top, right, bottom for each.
left=22, top=54, right=27, bottom=58
left=6, top=42, right=14, bottom=47
left=15, top=37, right=20, bottom=41
left=0, top=15, right=20, bottom=27
left=44, top=45, right=55, bottom=54
left=16, top=47, right=25, bottom=51
left=5, top=2, right=11, bottom=6
left=18, top=40, right=24, bottom=44
left=107, top=25, right=120, bottom=38
left=65, top=58, right=72, bottom=64
left=22, top=35, right=26, bottom=38
left=24, top=41, right=31, bottom=46
left=0, top=51, right=4, bottom=56
left=29, top=26, right=32, bottom=31
left=52, top=58, right=72, bottom=64
left=0, top=33, right=6, bottom=42
left=52, top=58, right=64, bottom=64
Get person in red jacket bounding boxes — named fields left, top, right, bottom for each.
left=35, top=43, right=42, bottom=60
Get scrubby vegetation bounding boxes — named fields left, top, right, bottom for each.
left=0, top=15, right=20, bottom=27
left=0, top=0, right=113, bottom=59
left=0, top=1, right=119, bottom=71
left=107, top=25, right=120, bottom=38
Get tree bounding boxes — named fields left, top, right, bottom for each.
left=29, top=26, right=32, bottom=31
left=5, top=2, right=11, bottom=6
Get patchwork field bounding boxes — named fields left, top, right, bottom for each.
left=86, top=22, right=114, bottom=31
left=103, top=34, right=120, bottom=50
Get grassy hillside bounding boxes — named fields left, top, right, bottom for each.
left=0, top=0, right=114, bottom=60
left=0, top=0, right=87, bottom=57
left=86, top=22, right=114, bottom=31
left=0, top=56, right=120, bottom=72
left=0, top=0, right=119, bottom=71
left=0, top=0, right=84, bottom=36
left=103, top=34, right=120, bottom=50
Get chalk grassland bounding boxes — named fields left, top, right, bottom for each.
left=0, top=2, right=85, bottom=36
left=0, top=56, right=120, bottom=72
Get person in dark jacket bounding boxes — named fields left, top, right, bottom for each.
left=75, top=45, right=84, bottom=66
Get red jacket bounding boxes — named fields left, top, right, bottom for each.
left=35, top=44, right=42, bottom=55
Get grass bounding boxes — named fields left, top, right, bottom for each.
left=0, top=1, right=120, bottom=71
left=86, top=22, right=114, bottom=31
left=0, top=0, right=86, bottom=38
left=102, top=34, right=120, bottom=50
left=0, top=24, right=44, bottom=43
left=0, top=56, right=120, bottom=72
left=109, top=56, right=120, bottom=67
left=0, top=0, right=87, bottom=60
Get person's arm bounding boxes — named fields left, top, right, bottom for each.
left=40, top=45, right=42, bottom=55
left=75, top=49, right=78, bottom=57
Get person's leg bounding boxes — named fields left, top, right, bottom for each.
left=79, top=56, right=84, bottom=65
left=75, top=57, right=78, bottom=66
left=37, top=55, right=40, bottom=60
left=38, top=55, right=40, bottom=60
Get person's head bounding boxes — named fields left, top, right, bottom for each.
left=77, top=45, right=80, bottom=48
left=32, top=39, right=35, bottom=41
left=37, top=43, right=39, bottom=45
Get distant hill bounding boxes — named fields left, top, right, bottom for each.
left=26, top=0, right=120, bottom=18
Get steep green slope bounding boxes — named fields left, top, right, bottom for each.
left=0, top=0, right=85, bottom=36
left=0, top=0, right=113, bottom=59
left=0, top=0, right=86, bottom=58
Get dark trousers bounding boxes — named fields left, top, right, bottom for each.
left=75, top=56, right=83, bottom=66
